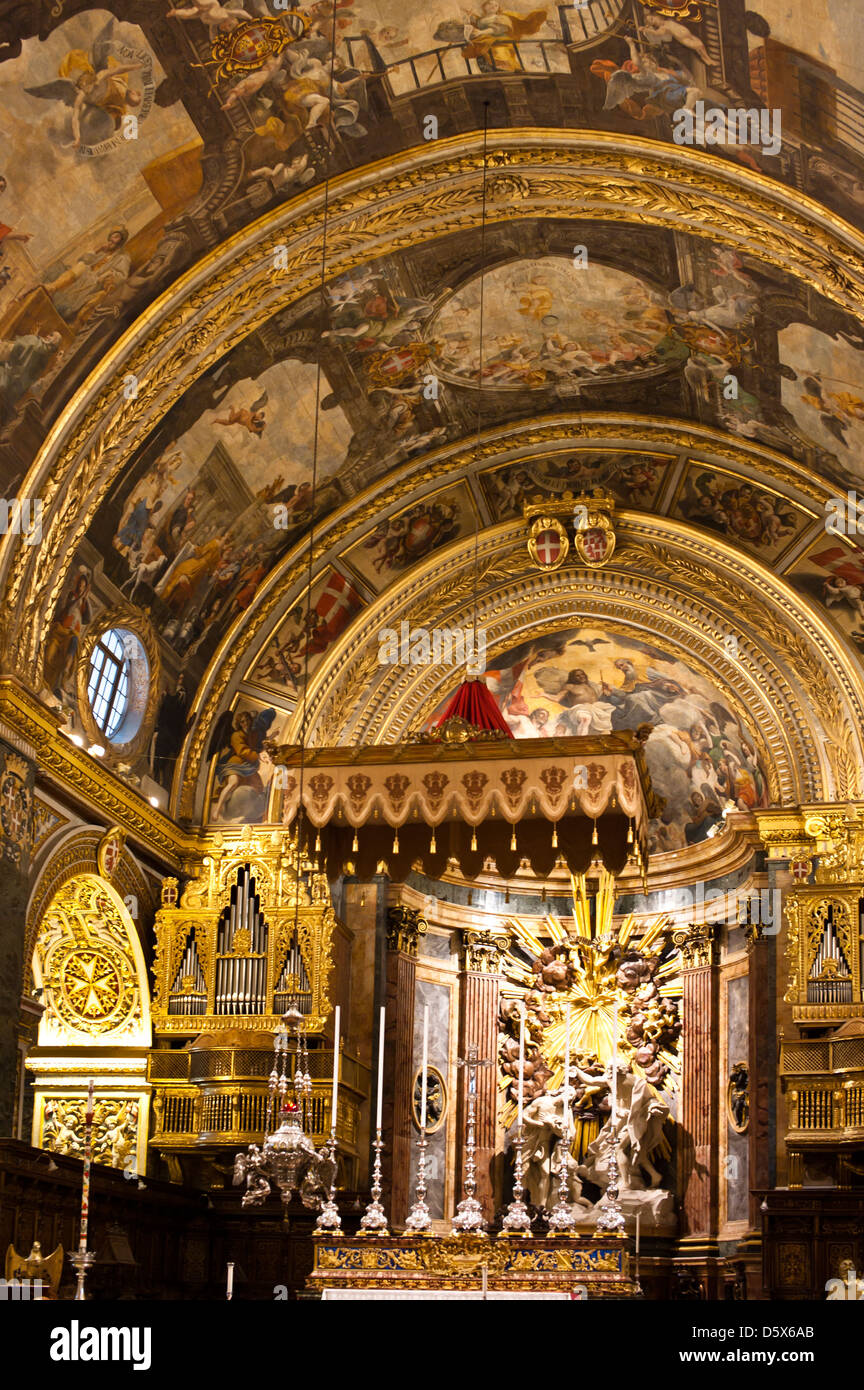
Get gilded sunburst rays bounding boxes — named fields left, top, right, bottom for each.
left=499, top=873, right=682, bottom=1127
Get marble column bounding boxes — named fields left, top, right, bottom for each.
left=0, top=740, right=35, bottom=1137
left=738, top=875, right=781, bottom=1296
left=673, top=923, right=720, bottom=1256
left=381, top=904, right=426, bottom=1226
left=456, top=929, right=510, bottom=1219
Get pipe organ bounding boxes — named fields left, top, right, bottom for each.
left=214, top=866, right=269, bottom=1016
left=779, top=811, right=864, bottom=1184
left=148, top=828, right=366, bottom=1187
left=785, top=889, right=863, bottom=1024
left=806, top=904, right=853, bottom=1006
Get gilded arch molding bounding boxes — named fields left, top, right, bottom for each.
left=5, top=130, right=864, bottom=681
left=173, top=415, right=847, bottom=815
left=24, top=825, right=154, bottom=990
left=268, top=513, right=864, bottom=809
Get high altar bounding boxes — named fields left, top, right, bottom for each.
left=17, top=725, right=663, bottom=1296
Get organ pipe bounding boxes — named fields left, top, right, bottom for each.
left=215, top=865, right=268, bottom=1016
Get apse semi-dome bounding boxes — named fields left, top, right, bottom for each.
left=432, top=626, right=770, bottom=853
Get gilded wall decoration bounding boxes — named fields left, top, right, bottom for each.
left=39, top=1094, right=140, bottom=1172
left=284, top=515, right=851, bottom=825
left=0, top=740, right=35, bottom=871
left=32, top=874, right=150, bottom=1045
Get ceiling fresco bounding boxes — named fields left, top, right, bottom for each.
left=41, top=222, right=864, bottom=722
left=2, top=0, right=864, bottom=469
left=430, top=256, right=672, bottom=389
left=2, top=0, right=864, bottom=838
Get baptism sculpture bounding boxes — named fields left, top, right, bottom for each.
left=518, top=1061, right=673, bottom=1228
left=576, top=1064, right=673, bottom=1227
left=521, top=1088, right=591, bottom=1211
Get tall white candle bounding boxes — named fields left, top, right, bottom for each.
left=635, top=1213, right=641, bottom=1256
left=375, top=1004, right=386, bottom=1132
left=226, top=1262, right=234, bottom=1300
left=563, top=1003, right=571, bottom=1138
left=420, top=1005, right=429, bottom=1132
left=517, top=1005, right=526, bottom=1129
left=331, top=1004, right=341, bottom=1135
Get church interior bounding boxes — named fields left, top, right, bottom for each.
left=3, top=0, right=864, bottom=1306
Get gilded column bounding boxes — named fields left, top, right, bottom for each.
left=456, top=929, right=510, bottom=1219
left=382, top=905, right=426, bottom=1226
left=672, top=923, right=720, bottom=1260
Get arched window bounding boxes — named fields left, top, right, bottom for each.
left=85, top=626, right=150, bottom=744
left=87, top=628, right=131, bottom=739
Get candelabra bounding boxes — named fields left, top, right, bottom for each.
left=234, top=1010, right=337, bottom=1223
left=546, top=1126, right=577, bottom=1234
left=596, top=1118, right=626, bottom=1234
left=452, top=1064, right=487, bottom=1234
left=359, top=1129, right=389, bottom=1233
left=501, top=1127, right=532, bottom=1234
left=405, top=1129, right=433, bottom=1233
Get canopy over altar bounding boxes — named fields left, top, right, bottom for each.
left=275, top=728, right=659, bottom=881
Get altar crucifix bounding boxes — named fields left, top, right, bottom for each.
left=452, top=1043, right=494, bottom=1233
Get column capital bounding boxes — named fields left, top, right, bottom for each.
left=459, top=928, right=511, bottom=974
left=386, top=904, right=427, bottom=956
left=672, top=922, right=719, bottom=970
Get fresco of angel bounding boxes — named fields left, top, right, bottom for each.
left=434, top=3, right=549, bottom=73
left=214, top=391, right=268, bottom=435
left=591, top=36, right=702, bottom=120
left=25, top=20, right=146, bottom=151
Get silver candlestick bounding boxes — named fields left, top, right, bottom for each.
left=452, top=1044, right=492, bottom=1234
left=596, top=1117, right=626, bottom=1234
left=501, top=1127, right=532, bottom=1235
left=546, top=1123, right=577, bottom=1234
left=359, top=1128, right=389, bottom=1233
left=315, top=1132, right=343, bottom=1232
left=405, top=1129, right=433, bottom=1233
left=452, top=1094, right=485, bottom=1233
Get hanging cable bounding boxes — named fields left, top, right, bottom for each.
left=288, top=2, right=342, bottom=956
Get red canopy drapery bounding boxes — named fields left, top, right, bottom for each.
left=431, top=679, right=513, bottom=737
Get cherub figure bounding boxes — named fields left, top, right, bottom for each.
left=569, top=1054, right=607, bottom=1112
left=167, top=0, right=249, bottom=35
left=234, top=1145, right=272, bottom=1206
left=638, top=11, right=711, bottom=65
left=214, top=391, right=268, bottom=435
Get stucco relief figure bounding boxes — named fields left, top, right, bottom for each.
left=521, top=1087, right=590, bottom=1211
left=233, top=1144, right=272, bottom=1206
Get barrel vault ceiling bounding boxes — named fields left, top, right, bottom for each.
left=2, top=0, right=864, bottom=860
